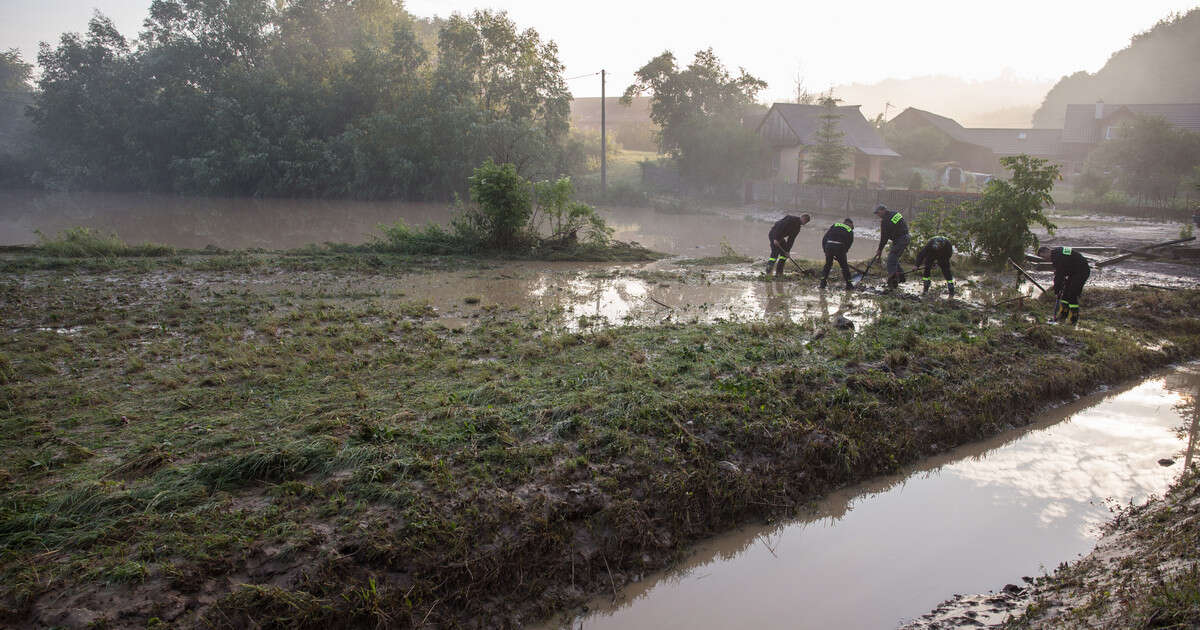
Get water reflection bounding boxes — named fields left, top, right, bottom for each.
left=545, top=364, right=1200, bottom=630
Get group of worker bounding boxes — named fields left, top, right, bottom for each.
left=766, top=204, right=1091, bottom=323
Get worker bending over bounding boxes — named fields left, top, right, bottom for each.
left=914, top=236, right=955, bottom=296
left=819, top=218, right=855, bottom=290
left=1037, top=245, right=1091, bottom=324
left=766, top=213, right=811, bottom=277
left=873, top=204, right=909, bottom=289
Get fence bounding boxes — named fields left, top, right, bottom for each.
left=743, top=180, right=982, bottom=216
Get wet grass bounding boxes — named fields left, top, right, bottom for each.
left=1, top=255, right=1199, bottom=628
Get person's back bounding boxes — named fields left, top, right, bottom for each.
left=915, top=236, right=954, bottom=296
left=820, top=218, right=855, bottom=290
left=765, top=213, right=810, bottom=277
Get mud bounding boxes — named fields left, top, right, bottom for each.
left=544, top=364, right=1200, bottom=630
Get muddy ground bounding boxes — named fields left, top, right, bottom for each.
left=2, top=240, right=1200, bottom=628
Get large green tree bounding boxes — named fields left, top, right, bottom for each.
left=1085, top=114, right=1200, bottom=204
left=970, top=155, right=1059, bottom=264
left=28, top=1, right=573, bottom=199
left=622, top=48, right=770, bottom=195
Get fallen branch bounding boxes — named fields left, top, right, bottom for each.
left=1007, top=257, right=1047, bottom=294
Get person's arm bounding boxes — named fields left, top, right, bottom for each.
left=1052, top=260, right=1065, bottom=296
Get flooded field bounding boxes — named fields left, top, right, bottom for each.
left=543, top=364, right=1199, bottom=630
left=0, top=190, right=875, bottom=259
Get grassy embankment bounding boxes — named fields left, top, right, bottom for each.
left=2, top=233, right=1200, bottom=627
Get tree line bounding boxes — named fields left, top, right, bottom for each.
left=2, top=0, right=591, bottom=199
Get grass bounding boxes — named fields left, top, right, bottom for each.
left=1, top=251, right=1199, bottom=628
left=35, top=227, right=175, bottom=257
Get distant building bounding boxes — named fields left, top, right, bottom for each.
left=756, top=103, right=899, bottom=185
left=889, top=107, right=1062, bottom=174
left=1059, top=102, right=1200, bottom=173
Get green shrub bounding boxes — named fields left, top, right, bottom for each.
left=465, top=160, right=532, bottom=248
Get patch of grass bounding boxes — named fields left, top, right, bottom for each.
left=1, top=256, right=1198, bottom=628
left=35, top=227, right=174, bottom=257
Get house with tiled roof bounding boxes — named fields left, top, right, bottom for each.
left=889, top=107, right=1063, bottom=174
left=756, top=103, right=899, bottom=184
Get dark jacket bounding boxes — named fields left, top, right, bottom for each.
left=878, top=210, right=909, bottom=246
left=914, top=236, right=952, bottom=266
left=1049, top=246, right=1090, bottom=292
left=822, top=223, right=854, bottom=250
left=769, top=215, right=807, bottom=249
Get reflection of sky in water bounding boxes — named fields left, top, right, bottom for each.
left=557, top=369, right=1197, bottom=630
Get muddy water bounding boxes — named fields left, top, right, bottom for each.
left=0, top=190, right=876, bottom=260
left=544, top=364, right=1200, bottom=630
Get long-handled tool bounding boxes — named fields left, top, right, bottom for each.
left=853, top=252, right=882, bottom=289
left=1007, top=257, right=1047, bottom=294
left=784, top=254, right=808, bottom=274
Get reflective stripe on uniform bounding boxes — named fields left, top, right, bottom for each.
left=1069, top=304, right=1079, bottom=308
left=922, top=277, right=930, bottom=281
left=1062, top=246, right=1072, bottom=256
left=890, top=213, right=903, bottom=224
left=834, top=223, right=852, bottom=232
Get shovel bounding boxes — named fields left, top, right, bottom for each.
left=853, top=252, right=882, bottom=289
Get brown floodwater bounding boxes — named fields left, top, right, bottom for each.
left=540, top=364, right=1200, bottom=630
left=0, top=190, right=879, bottom=260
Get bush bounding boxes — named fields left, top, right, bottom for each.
left=464, top=160, right=533, bottom=248
left=969, top=155, right=1059, bottom=264
left=910, top=198, right=975, bottom=258
left=533, top=177, right=613, bottom=246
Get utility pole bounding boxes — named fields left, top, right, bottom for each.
left=601, top=69, right=607, bottom=198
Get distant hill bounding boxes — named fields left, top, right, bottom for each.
left=832, top=74, right=1053, bottom=128
left=1033, top=8, right=1200, bottom=128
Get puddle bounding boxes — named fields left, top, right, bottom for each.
left=541, top=364, right=1200, bottom=630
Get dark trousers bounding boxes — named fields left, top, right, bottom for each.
left=1059, top=268, right=1090, bottom=306
left=822, top=243, right=852, bottom=283
left=922, top=256, right=952, bottom=282
left=768, top=242, right=791, bottom=275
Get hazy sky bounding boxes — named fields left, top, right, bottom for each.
left=4, top=0, right=1198, bottom=102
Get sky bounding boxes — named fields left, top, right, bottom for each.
left=3, top=0, right=1198, bottom=103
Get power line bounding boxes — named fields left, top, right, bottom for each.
left=563, top=71, right=601, bottom=81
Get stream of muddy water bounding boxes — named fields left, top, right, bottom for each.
left=540, top=364, right=1200, bottom=630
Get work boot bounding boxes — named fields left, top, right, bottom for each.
left=887, top=273, right=899, bottom=290
left=765, top=261, right=774, bottom=276
left=775, top=266, right=784, bottom=278
left=1055, top=301, right=1069, bottom=321
left=819, top=278, right=827, bottom=290
left=1068, top=306, right=1079, bottom=325
left=922, top=279, right=931, bottom=294
left=845, top=280, right=855, bottom=291
left=948, top=283, right=955, bottom=298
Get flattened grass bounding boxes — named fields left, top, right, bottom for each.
left=1, top=258, right=1198, bottom=628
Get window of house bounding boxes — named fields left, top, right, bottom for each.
left=1104, top=126, right=1117, bottom=140
left=1018, top=132, right=1027, bottom=140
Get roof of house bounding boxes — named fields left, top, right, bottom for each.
left=760, top=103, right=900, bottom=157
left=962, top=128, right=1062, bottom=157
left=1063, top=103, right=1200, bottom=144
left=892, top=107, right=975, bottom=144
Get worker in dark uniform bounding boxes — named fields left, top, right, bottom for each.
left=766, top=213, right=811, bottom=277
left=873, top=204, right=909, bottom=289
left=914, top=236, right=954, bottom=296
left=819, top=218, right=855, bottom=290
left=1037, top=245, right=1090, bottom=324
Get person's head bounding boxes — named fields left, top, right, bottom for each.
left=873, top=204, right=888, bottom=217
left=799, top=213, right=811, bottom=225
left=1037, top=246, right=1052, bottom=259
left=843, top=217, right=854, bottom=228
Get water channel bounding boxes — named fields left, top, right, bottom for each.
left=542, top=364, right=1200, bottom=630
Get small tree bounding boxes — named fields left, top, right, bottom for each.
left=969, top=155, right=1059, bottom=264
left=807, top=96, right=851, bottom=185
left=533, top=177, right=613, bottom=245
left=466, top=160, right=532, bottom=248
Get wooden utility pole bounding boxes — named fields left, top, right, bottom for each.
left=601, top=69, right=607, bottom=198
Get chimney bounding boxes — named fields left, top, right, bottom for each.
left=1095, top=99, right=1105, bottom=120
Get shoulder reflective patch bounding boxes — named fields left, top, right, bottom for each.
left=890, top=213, right=903, bottom=224
left=1062, top=246, right=1072, bottom=256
